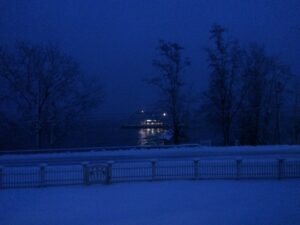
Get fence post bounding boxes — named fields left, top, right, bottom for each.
left=236, top=159, right=242, bottom=180
left=277, top=159, right=284, bottom=180
left=194, top=160, right=199, bottom=180
left=39, top=164, right=47, bottom=187
left=82, top=162, right=90, bottom=185
left=106, top=161, right=113, bottom=184
left=0, top=166, right=3, bottom=188
left=151, top=160, right=157, bottom=181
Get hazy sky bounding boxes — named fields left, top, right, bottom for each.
left=1, top=0, right=300, bottom=118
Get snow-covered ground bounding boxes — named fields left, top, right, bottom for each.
left=1, top=145, right=300, bottom=166
left=0, top=180, right=299, bottom=225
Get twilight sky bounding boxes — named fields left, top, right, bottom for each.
left=1, top=0, right=300, bottom=118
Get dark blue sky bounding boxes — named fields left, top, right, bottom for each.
left=1, top=0, right=300, bottom=118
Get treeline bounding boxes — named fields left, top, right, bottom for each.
left=0, top=43, right=102, bottom=149
left=0, top=24, right=298, bottom=149
left=150, top=24, right=297, bottom=146
left=201, top=25, right=297, bottom=145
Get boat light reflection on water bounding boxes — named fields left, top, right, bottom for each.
left=138, top=128, right=164, bottom=145
left=122, top=110, right=170, bottom=145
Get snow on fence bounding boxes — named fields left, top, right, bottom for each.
left=0, top=158, right=299, bottom=189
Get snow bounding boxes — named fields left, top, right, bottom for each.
left=1, top=145, right=300, bottom=165
left=1, top=180, right=299, bottom=225
left=1, top=146, right=299, bottom=224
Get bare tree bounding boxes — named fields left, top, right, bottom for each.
left=237, top=44, right=271, bottom=145
left=202, top=25, right=244, bottom=146
left=149, top=40, right=190, bottom=144
left=268, top=58, right=291, bottom=144
left=0, top=42, right=102, bottom=148
left=290, top=76, right=300, bottom=144
left=202, top=25, right=293, bottom=146
left=237, top=44, right=291, bottom=145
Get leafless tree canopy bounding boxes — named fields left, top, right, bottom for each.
left=202, top=25, right=244, bottom=145
left=202, top=25, right=292, bottom=146
left=149, top=40, right=190, bottom=144
left=0, top=42, right=103, bottom=149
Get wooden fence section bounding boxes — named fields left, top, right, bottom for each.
left=0, top=158, right=299, bottom=189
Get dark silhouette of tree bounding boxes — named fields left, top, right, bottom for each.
left=237, top=44, right=291, bottom=145
left=290, top=76, right=300, bottom=144
left=149, top=40, right=190, bottom=144
left=0, top=42, right=102, bottom=148
left=237, top=45, right=271, bottom=145
left=202, top=25, right=244, bottom=146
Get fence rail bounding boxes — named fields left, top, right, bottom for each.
left=0, top=158, right=300, bottom=189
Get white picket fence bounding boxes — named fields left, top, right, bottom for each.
left=1, top=158, right=300, bottom=189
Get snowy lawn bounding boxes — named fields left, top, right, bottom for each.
left=0, top=180, right=299, bottom=225
left=2, top=145, right=300, bottom=161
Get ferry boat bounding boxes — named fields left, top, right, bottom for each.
left=121, top=110, right=169, bottom=129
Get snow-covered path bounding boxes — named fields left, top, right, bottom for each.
left=1, top=180, right=299, bottom=225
